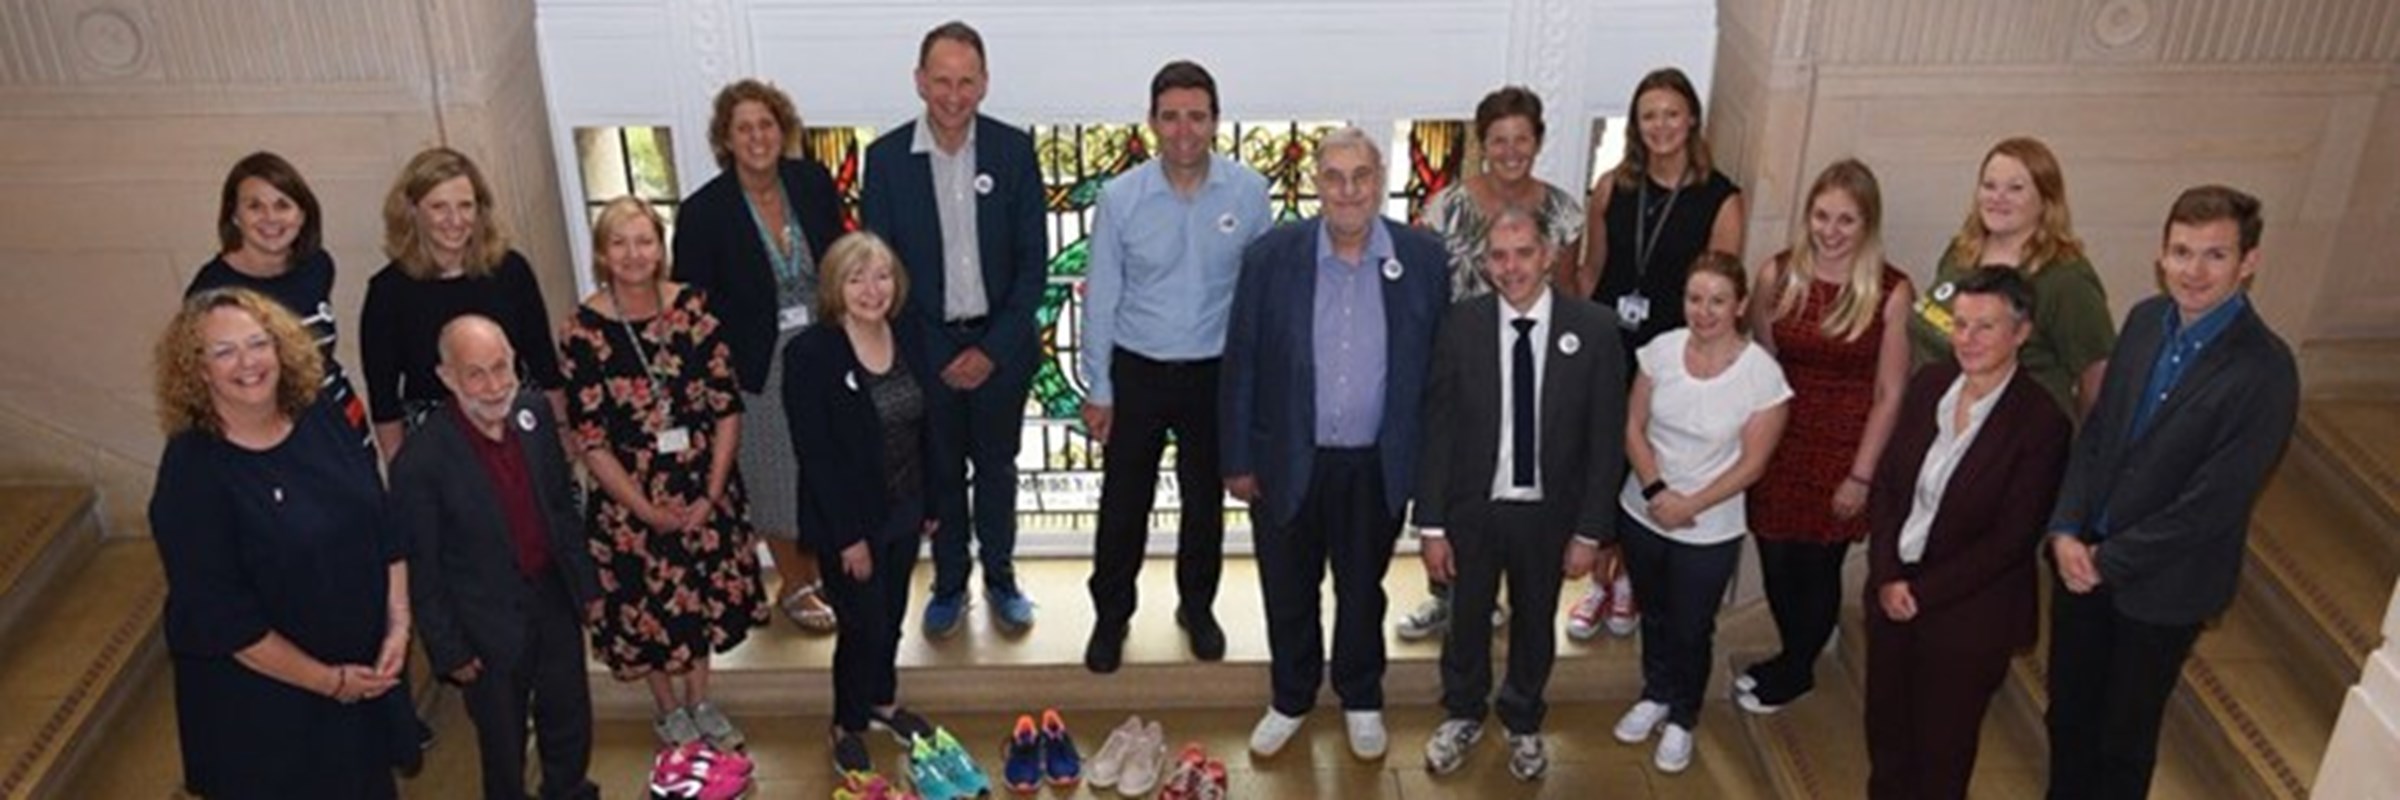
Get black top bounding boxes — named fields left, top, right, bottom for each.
left=674, top=158, right=846, bottom=393
left=782, top=324, right=936, bottom=552
left=862, top=359, right=926, bottom=500
left=147, top=395, right=403, bottom=797
left=358, top=250, right=564, bottom=423
left=187, top=251, right=364, bottom=431
left=1590, top=169, right=1741, bottom=349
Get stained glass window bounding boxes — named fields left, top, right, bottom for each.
left=574, top=126, right=681, bottom=234
left=801, top=125, right=874, bottom=232
left=1390, top=119, right=1468, bottom=225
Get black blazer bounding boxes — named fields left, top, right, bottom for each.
left=392, top=393, right=600, bottom=676
left=1867, top=363, right=2071, bottom=652
left=782, top=324, right=937, bottom=555
left=2048, top=295, right=2298, bottom=625
left=674, top=158, right=846, bottom=394
left=1218, top=218, right=1451, bottom=527
left=860, top=116, right=1047, bottom=393
left=1413, top=292, right=1626, bottom=540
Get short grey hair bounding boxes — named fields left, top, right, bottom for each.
left=1486, top=205, right=1550, bottom=245
left=1315, top=126, right=1385, bottom=171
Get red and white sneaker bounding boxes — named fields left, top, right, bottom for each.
left=1604, top=574, right=1640, bottom=637
left=1565, top=584, right=1608, bottom=642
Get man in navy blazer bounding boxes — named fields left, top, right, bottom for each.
left=395, top=316, right=602, bottom=800
left=1220, top=127, right=1448, bottom=762
left=861, top=20, right=1047, bottom=638
left=2044, top=186, right=2299, bottom=799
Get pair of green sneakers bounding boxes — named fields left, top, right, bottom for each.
left=906, top=728, right=992, bottom=799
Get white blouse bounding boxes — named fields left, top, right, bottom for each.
left=1897, top=368, right=2012, bottom=564
left=1619, top=328, right=1793, bottom=545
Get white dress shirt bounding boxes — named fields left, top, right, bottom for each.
left=911, top=116, right=988, bottom=321
left=1897, top=367, right=2013, bottom=564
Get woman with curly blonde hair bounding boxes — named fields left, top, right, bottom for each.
left=359, top=147, right=566, bottom=458
left=149, top=288, right=412, bottom=798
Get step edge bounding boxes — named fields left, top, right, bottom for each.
left=0, top=558, right=166, bottom=800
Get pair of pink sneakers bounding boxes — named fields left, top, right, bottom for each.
left=648, top=740, right=754, bottom=799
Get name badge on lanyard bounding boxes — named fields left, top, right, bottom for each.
left=779, top=305, right=811, bottom=331
left=1615, top=294, right=1651, bottom=329
left=655, top=426, right=692, bottom=455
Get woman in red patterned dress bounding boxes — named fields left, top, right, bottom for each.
left=1736, top=159, right=1915, bottom=713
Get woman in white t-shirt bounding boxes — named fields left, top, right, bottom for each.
left=1607, top=252, right=1792, bottom=774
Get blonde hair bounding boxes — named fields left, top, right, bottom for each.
left=1943, top=136, right=2084, bottom=274
left=382, top=147, right=511, bottom=279
left=591, top=195, right=670, bottom=289
left=1771, top=159, right=1888, bottom=343
left=153, top=288, right=324, bottom=436
left=815, top=231, right=910, bottom=323
left=707, top=79, right=803, bottom=171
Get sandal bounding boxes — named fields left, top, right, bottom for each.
left=781, top=581, right=839, bottom=634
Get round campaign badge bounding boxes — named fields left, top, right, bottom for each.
left=516, top=408, right=537, bottom=432
left=974, top=173, right=995, bottom=196
left=1381, top=258, right=1404, bottom=281
left=1218, top=211, right=1239, bottom=234
left=1932, top=281, right=1956, bottom=302
left=845, top=370, right=860, bottom=392
left=1560, top=332, right=1582, bottom=356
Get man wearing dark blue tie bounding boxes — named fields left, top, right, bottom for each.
left=1221, top=127, right=1449, bottom=762
left=861, top=20, right=1047, bottom=637
left=1414, top=210, right=1625, bottom=782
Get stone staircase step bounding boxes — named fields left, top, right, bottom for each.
left=2167, top=597, right=2341, bottom=799
left=0, top=540, right=165, bottom=800
left=2243, top=464, right=2398, bottom=686
left=2294, top=400, right=2400, bottom=560
left=0, top=486, right=97, bottom=644
left=2297, top=339, right=2400, bottom=399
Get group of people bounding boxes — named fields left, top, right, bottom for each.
left=141, top=17, right=2297, bottom=800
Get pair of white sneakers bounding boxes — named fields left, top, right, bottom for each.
left=1613, top=700, right=1694, bottom=773
left=1248, top=708, right=1387, bottom=760
left=1087, top=715, right=1170, bottom=795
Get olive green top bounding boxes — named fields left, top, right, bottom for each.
left=1907, top=249, right=2116, bottom=416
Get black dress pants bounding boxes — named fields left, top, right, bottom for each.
left=1617, top=510, right=1742, bottom=729
left=1253, top=448, right=1400, bottom=715
left=1751, top=536, right=1852, bottom=703
left=2045, top=578, right=2200, bottom=800
left=459, top=571, right=597, bottom=800
left=1087, top=350, right=1224, bottom=629
left=1439, top=502, right=1569, bottom=734
left=823, top=499, right=926, bottom=733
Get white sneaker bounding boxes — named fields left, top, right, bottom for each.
left=1613, top=700, right=1669, bottom=744
left=1086, top=714, right=1145, bottom=788
left=1395, top=595, right=1452, bottom=641
left=1423, top=718, right=1483, bottom=776
left=1248, top=708, right=1305, bottom=758
left=1565, top=586, right=1607, bottom=641
left=1345, top=710, right=1388, bottom=760
left=1118, top=720, right=1169, bottom=795
left=1654, top=723, right=1694, bottom=773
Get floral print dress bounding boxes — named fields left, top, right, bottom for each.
left=561, top=286, right=767, bottom=679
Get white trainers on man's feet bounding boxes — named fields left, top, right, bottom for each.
left=1345, top=711, right=1388, bottom=760
left=1248, top=708, right=1304, bottom=758
left=1613, top=700, right=1669, bottom=744
left=1653, top=723, right=1694, bottom=773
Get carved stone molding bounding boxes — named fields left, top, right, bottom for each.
left=1802, top=0, right=2400, bottom=67
left=3, top=0, right=430, bottom=87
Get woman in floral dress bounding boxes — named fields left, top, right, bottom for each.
left=562, top=196, right=767, bottom=750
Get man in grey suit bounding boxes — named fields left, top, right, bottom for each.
left=2044, top=185, right=2298, bottom=800
left=396, top=316, right=603, bottom=800
left=1415, top=209, right=1626, bottom=782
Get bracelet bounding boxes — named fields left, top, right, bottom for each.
left=1845, top=473, right=1872, bottom=487
left=1641, top=479, right=1668, bottom=500
left=332, top=667, right=348, bottom=699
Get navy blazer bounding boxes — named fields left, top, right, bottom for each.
left=1414, top=292, right=1626, bottom=540
left=1220, top=217, right=1450, bottom=527
left=859, top=116, right=1047, bottom=390
left=1866, top=363, right=2071, bottom=652
left=391, top=393, right=600, bottom=676
left=2048, top=295, right=2297, bottom=625
left=782, top=324, right=938, bottom=555
left=673, top=158, right=846, bottom=394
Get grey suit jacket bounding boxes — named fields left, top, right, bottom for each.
left=1413, top=292, right=1627, bottom=541
left=2048, top=295, right=2297, bottom=625
left=394, top=393, right=601, bottom=675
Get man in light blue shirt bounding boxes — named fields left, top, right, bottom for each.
left=1080, top=60, right=1273, bottom=674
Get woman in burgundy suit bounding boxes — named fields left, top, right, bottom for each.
left=1862, top=266, right=2070, bottom=800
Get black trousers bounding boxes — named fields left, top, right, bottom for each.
left=2045, top=578, right=2200, bottom=800
left=1618, top=510, right=1742, bottom=729
left=1439, top=503, right=1569, bottom=734
left=1865, top=613, right=2012, bottom=800
left=1750, top=537, right=1852, bottom=703
left=1087, top=350, right=1224, bottom=629
left=1254, top=448, right=1401, bottom=715
left=823, top=500, right=926, bottom=733
left=459, top=571, right=597, bottom=800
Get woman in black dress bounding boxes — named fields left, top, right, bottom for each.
left=148, top=288, right=410, bottom=798
left=674, top=78, right=847, bottom=634
left=360, top=147, right=566, bottom=460
left=185, top=152, right=368, bottom=440
left=784, top=231, right=942, bottom=774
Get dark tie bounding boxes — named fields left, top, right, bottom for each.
left=1511, top=317, right=1537, bottom=487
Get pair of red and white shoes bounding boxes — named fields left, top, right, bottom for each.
left=1153, top=743, right=1227, bottom=800
left=1567, top=573, right=1639, bottom=641
left=647, top=740, right=753, bottom=800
